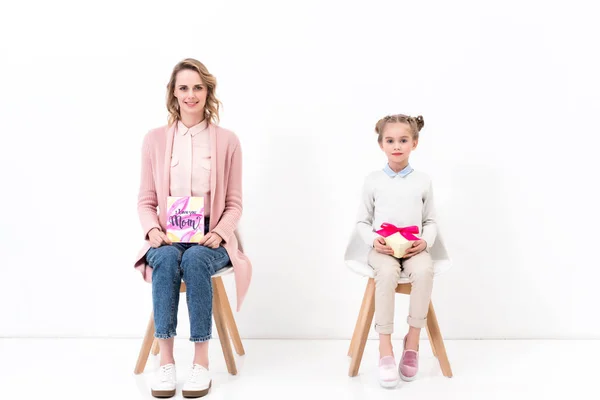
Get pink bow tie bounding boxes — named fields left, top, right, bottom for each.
left=375, top=223, right=420, bottom=240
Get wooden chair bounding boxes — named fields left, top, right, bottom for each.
left=134, top=267, right=245, bottom=375
left=346, top=263, right=453, bottom=378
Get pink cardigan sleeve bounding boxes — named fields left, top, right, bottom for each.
left=137, top=133, right=161, bottom=239
left=212, top=140, right=242, bottom=243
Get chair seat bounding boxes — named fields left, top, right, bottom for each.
left=346, top=259, right=451, bottom=283
left=180, top=266, right=233, bottom=291
left=212, top=266, right=233, bottom=278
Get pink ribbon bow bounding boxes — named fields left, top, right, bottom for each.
left=375, top=223, right=420, bottom=240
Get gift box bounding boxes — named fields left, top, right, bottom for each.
left=375, top=223, right=420, bottom=258
left=166, top=196, right=205, bottom=243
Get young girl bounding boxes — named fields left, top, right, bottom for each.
left=133, top=58, right=252, bottom=398
left=345, top=114, right=450, bottom=388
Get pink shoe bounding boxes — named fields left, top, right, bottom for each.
left=399, top=336, right=419, bottom=382
left=378, top=355, right=399, bottom=388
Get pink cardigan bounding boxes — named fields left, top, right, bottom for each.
left=134, top=123, right=252, bottom=311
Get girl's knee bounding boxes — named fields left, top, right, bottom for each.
left=409, top=262, right=434, bottom=281
left=374, top=263, right=401, bottom=283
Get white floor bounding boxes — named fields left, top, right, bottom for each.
left=0, top=338, right=597, bottom=399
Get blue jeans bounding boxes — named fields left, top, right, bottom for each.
left=145, top=237, right=230, bottom=342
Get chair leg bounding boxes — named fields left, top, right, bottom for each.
left=151, top=338, right=160, bottom=356
left=348, top=278, right=376, bottom=377
left=214, top=277, right=245, bottom=356
left=425, top=324, right=437, bottom=358
left=134, top=312, right=155, bottom=374
left=348, top=278, right=373, bottom=357
left=426, top=301, right=453, bottom=377
left=212, top=277, right=237, bottom=375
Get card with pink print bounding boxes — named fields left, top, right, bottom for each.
left=166, top=196, right=205, bottom=243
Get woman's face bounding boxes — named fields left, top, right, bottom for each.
left=173, top=69, right=208, bottom=120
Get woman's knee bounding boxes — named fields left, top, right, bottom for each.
left=147, top=246, right=181, bottom=270
left=180, top=246, right=217, bottom=277
left=181, top=245, right=212, bottom=266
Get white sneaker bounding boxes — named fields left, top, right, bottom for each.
left=151, top=363, right=176, bottom=398
left=182, top=364, right=212, bottom=398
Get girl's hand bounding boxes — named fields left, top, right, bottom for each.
left=403, top=240, right=427, bottom=258
left=373, top=237, right=394, bottom=256
left=148, top=228, right=172, bottom=248
left=198, top=232, right=223, bottom=249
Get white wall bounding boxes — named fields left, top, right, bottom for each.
left=1, top=0, right=598, bottom=340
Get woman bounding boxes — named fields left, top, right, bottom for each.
left=134, top=58, right=252, bottom=398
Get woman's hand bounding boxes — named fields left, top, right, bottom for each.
left=148, top=228, right=172, bottom=248
left=198, top=232, right=223, bottom=249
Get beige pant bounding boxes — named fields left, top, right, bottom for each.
left=368, top=249, right=434, bottom=333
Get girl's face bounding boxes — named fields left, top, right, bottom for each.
left=379, top=122, right=418, bottom=168
left=173, top=69, right=207, bottom=121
